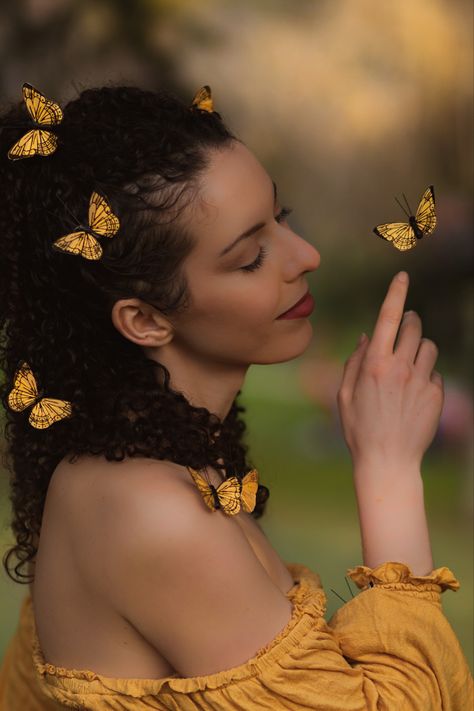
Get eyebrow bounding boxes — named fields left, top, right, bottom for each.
left=218, top=180, right=278, bottom=258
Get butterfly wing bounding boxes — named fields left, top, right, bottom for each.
left=415, top=185, right=436, bottom=237
left=8, top=84, right=62, bottom=160
left=8, top=361, right=39, bottom=412
left=240, top=468, right=259, bottom=513
left=22, top=83, right=63, bottom=127
left=373, top=222, right=417, bottom=251
left=191, top=85, right=214, bottom=113
left=29, top=398, right=72, bottom=429
left=88, top=192, right=120, bottom=238
left=8, top=128, right=58, bottom=160
left=187, top=467, right=217, bottom=511
left=215, top=477, right=242, bottom=516
left=52, top=231, right=103, bottom=260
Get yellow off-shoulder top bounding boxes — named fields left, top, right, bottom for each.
left=0, top=560, right=472, bottom=710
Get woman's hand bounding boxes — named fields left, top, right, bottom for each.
left=337, top=271, right=444, bottom=472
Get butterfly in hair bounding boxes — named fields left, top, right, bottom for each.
left=8, top=83, right=63, bottom=160
left=187, top=466, right=259, bottom=515
left=52, top=191, right=120, bottom=260
left=373, top=185, right=436, bottom=251
left=190, top=85, right=215, bottom=113
left=7, top=361, right=72, bottom=429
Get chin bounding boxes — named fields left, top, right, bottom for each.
left=256, top=320, right=314, bottom=365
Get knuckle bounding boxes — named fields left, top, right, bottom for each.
left=395, top=360, right=412, bottom=383
left=360, top=355, right=386, bottom=378
left=381, top=309, right=400, bottom=326
left=337, top=386, right=350, bottom=404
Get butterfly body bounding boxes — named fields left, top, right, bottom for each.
left=187, top=466, right=259, bottom=516
left=373, top=185, right=436, bottom=251
left=208, top=483, right=224, bottom=511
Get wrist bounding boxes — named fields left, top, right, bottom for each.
left=352, top=458, right=423, bottom=483
left=351, top=461, right=433, bottom=575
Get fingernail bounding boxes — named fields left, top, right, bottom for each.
left=397, top=271, right=408, bottom=283
left=357, top=332, right=367, bottom=346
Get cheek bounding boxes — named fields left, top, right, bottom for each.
left=183, top=261, right=280, bottom=331
left=201, top=281, right=277, bottom=325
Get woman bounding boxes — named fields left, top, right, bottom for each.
left=0, top=83, right=472, bottom=710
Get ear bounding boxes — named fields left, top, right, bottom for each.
left=111, top=298, right=174, bottom=347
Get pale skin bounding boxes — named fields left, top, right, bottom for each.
left=111, top=140, right=441, bottom=575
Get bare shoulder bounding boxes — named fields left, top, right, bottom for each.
left=49, top=455, right=294, bottom=678
left=47, top=454, right=195, bottom=581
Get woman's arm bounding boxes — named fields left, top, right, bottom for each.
left=337, top=271, right=443, bottom=576
left=352, top=461, right=433, bottom=575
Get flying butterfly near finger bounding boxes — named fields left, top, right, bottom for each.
left=52, top=191, right=120, bottom=260
left=187, top=466, right=259, bottom=515
left=8, top=82, right=63, bottom=160
left=7, top=361, right=72, bottom=429
left=373, top=185, right=436, bottom=251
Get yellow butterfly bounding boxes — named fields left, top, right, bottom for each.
left=190, top=85, right=214, bottom=113
left=52, top=191, right=120, bottom=260
left=186, top=466, right=259, bottom=515
left=8, top=361, right=72, bottom=429
left=8, top=83, right=63, bottom=161
left=373, top=185, right=437, bottom=251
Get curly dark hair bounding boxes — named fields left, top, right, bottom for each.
left=0, top=83, right=270, bottom=585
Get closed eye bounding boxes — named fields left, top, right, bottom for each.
left=240, top=206, right=293, bottom=273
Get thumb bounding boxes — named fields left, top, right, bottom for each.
left=340, top=332, right=369, bottom=395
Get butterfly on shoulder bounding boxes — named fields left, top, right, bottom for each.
left=373, top=185, right=436, bottom=251
left=8, top=83, right=63, bottom=160
left=52, top=191, right=120, bottom=260
left=7, top=361, right=72, bottom=429
left=187, top=466, right=259, bottom=516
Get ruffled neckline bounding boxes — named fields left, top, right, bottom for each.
left=28, top=559, right=460, bottom=699
left=29, top=561, right=327, bottom=696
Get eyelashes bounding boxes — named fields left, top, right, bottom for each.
left=240, top=206, right=293, bottom=273
left=241, top=245, right=269, bottom=273
left=276, top=206, right=293, bottom=224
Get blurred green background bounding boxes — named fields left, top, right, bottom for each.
left=1, top=0, right=473, bottom=672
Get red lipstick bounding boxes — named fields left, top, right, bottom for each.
left=277, top=291, right=314, bottom=319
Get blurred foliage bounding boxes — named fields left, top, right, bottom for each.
left=1, top=0, right=472, bottom=674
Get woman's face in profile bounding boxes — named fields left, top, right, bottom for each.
left=173, top=139, right=321, bottom=369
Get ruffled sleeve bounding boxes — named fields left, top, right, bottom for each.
left=346, top=561, right=460, bottom=591
left=327, top=561, right=473, bottom=711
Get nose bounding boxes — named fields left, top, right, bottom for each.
left=296, top=230, right=321, bottom=272
left=308, top=242, right=321, bottom=270
left=280, top=223, right=321, bottom=277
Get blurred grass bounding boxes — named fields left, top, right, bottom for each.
left=1, top=361, right=473, bottom=673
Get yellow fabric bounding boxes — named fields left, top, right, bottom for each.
left=0, top=560, right=472, bottom=710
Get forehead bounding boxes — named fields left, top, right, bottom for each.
left=189, top=141, right=272, bottom=241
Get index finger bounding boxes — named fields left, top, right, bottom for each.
left=369, top=271, right=409, bottom=356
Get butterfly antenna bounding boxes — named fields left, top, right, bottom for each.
left=344, top=576, right=355, bottom=598
left=402, top=192, right=413, bottom=216
left=55, top=192, right=81, bottom=226
left=330, top=588, right=347, bottom=604
left=394, top=195, right=411, bottom=219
